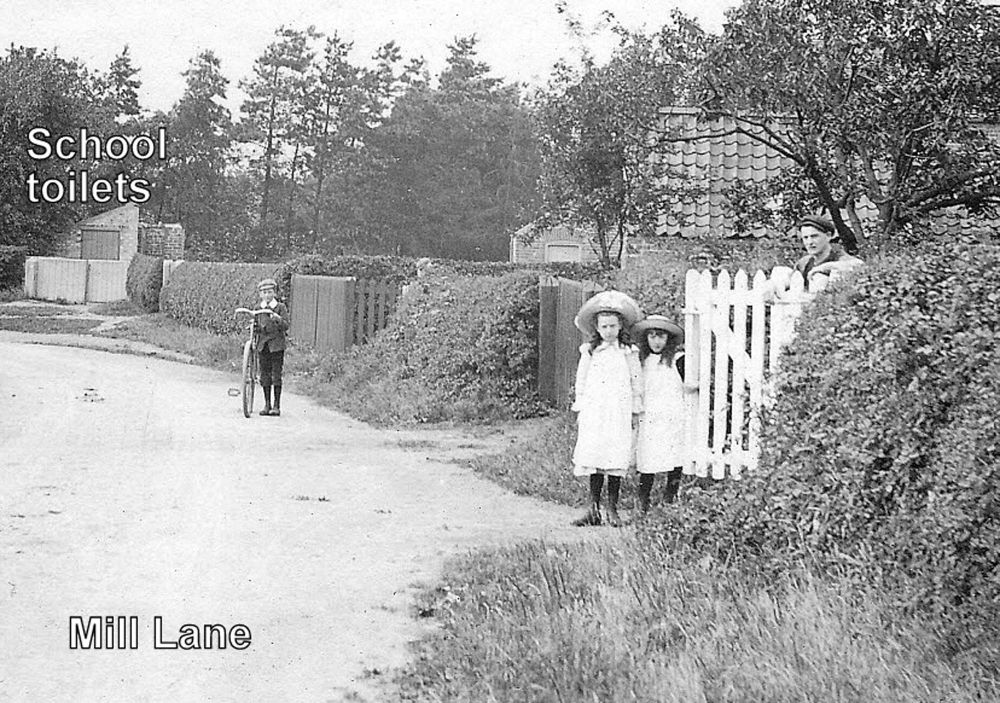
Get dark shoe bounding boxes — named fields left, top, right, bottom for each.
left=572, top=504, right=602, bottom=527
left=606, top=505, right=622, bottom=527
left=270, top=408, right=280, bottom=417
left=259, top=406, right=272, bottom=416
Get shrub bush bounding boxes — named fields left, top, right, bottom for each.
left=0, top=245, right=29, bottom=290
left=159, top=261, right=280, bottom=335
left=312, top=269, right=546, bottom=424
left=657, top=238, right=1000, bottom=641
left=126, top=253, right=164, bottom=312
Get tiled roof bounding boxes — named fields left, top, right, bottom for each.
left=655, top=106, right=997, bottom=239
left=656, top=108, right=794, bottom=237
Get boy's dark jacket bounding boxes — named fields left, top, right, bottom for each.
left=254, top=301, right=290, bottom=352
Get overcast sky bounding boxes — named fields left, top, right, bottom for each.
left=1, top=0, right=740, bottom=115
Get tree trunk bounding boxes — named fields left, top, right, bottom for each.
left=258, top=65, right=280, bottom=260
left=285, top=141, right=301, bottom=252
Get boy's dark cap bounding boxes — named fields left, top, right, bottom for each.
left=796, top=215, right=836, bottom=235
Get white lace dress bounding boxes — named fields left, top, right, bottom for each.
left=571, top=341, right=642, bottom=477
left=636, top=352, right=689, bottom=474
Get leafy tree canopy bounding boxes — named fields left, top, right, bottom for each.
left=690, top=0, right=1000, bottom=250
left=533, top=12, right=707, bottom=268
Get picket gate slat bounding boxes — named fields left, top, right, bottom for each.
left=710, top=270, right=731, bottom=480
left=682, top=270, right=702, bottom=476
left=694, top=270, right=713, bottom=477
left=730, top=270, right=749, bottom=479
left=748, top=271, right=768, bottom=469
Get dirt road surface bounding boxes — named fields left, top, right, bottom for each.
left=0, top=338, right=583, bottom=702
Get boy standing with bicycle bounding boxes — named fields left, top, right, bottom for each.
left=255, top=278, right=289, bottom=416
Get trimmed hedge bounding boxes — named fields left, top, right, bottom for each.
left=0, top=245, right=29, bottom=290
left=126, top=253, right=164, bottom=312
left=276, top=254, right=418, bottom=293
left=276, top=253, right=607, bottom=294
left=656, top=238, right=1000, bottom=639
left=159, top=261, right=281, bottom=335
left=314, top=269, right=545, bottom=424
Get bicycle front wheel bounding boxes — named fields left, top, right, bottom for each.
left=242, top=341, right=256, bottom=418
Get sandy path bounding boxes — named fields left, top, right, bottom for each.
left=0, top=339, right=583, bottom=702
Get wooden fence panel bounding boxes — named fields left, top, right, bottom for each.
left=537, top=276, right=559, bottom=404
left=316, top=277, right=353, bottom=353
left=291, top=274, right=400, bottom=352
left=23, top=258, right=38, bottom=297
left=85, top=260, right=129, bottom=302
left=32, top=257, right=88, bottom=303
left=290, top=274, right=320, bottom=347
left=353, top=279, right=366, bottom=345
left=554, top=278, right=602, bottom=409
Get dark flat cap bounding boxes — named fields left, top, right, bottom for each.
left=796, top=215, right=836, bottom=235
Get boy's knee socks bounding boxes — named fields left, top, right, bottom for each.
left=273, top=385, right=282, bottom=409
left=263, top=386, right=272, bottom=407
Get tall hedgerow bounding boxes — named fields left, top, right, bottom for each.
left=159, top=261, right=279, bottom=335
left=313, top=269, right=544, bottom=424
left=0, top=245, right=28, bottom=290
left=125, top=253, right=164, bottom=312
left=657, top=238, right=1000, bottom=643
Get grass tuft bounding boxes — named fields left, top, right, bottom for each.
left=89, top=299, right=143, bottom=316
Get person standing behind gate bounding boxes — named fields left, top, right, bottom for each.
left=570, top=291, right=643, bottom=528
left=632, top=315, right=696, bottom=517
left=255, top=278, right=289, bottom=416
left=794, top=215, right=864, bottom=291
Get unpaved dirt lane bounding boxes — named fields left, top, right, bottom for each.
left=0, top=340, right=582, bottom=702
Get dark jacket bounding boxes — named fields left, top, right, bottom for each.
left=254, top=301, right=290, bottom=352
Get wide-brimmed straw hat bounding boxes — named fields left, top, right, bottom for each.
left=631, top=314, right=684, bottom=343
left=574, top=290, right=643, bottom=336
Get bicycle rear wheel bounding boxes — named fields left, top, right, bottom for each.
left=242, top=341, right=256, bottom=418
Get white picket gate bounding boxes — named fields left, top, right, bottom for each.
left=682, top=268, right=815, bottom=479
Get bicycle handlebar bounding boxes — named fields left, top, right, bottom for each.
left=235, top=307, right=274, bottom=316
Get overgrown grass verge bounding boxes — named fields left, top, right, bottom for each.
left=89, top=299, right=144, bottom=316
left=394, top=537, right=999, bottom=702
left=464, top=410, right=716, bottom=513
left=0, top=317, right=100, bottom=334
left=95, top=313, right=246, bottom=370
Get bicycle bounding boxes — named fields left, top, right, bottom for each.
left=234, top=307, right=273, bottom=418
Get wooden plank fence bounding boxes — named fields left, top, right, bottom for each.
left=290, top=274, right=401, bottom=353
left=24, top=256, right=129, bottom=303
left=353, top=278, right=400, bottom=345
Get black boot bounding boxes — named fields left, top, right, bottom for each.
left=572, top=474, right=604, bottom=526
left=637, top=473, right=655, bottom=516
left=664, top=467, right=683, bottom=504
left=272, top=385, right=282, bottom=417
left=606, top=476, right=622, bottom=527
left=260, top=386, right=272, bottom=416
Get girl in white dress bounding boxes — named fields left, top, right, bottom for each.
left=570, top=291, right=643, bottom=527
left=632, top=315, right=693, bottom=516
